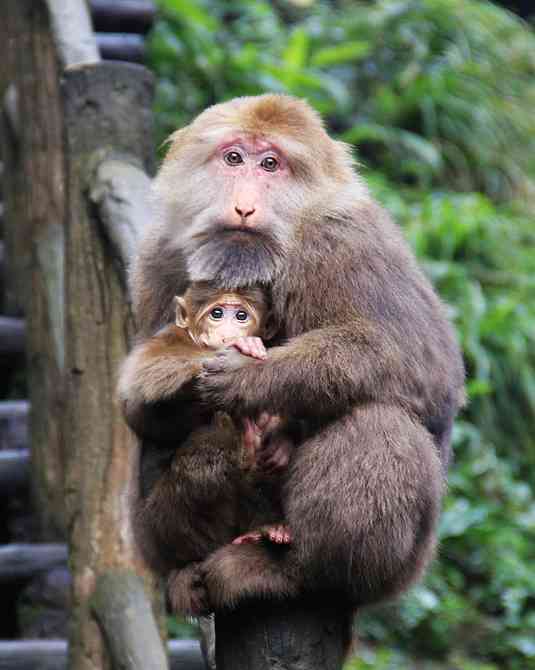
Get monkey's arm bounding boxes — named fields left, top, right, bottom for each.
left=201, top=318, right=461, bottom=434
left=118, top=325, right=214, bottom=441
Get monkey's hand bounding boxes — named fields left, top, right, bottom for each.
left=199, top=347, right=264, bottom=415
left=241, top=413, right=284, bottom=470
left=230, top=336, right=267, bottom=360
left=232, top=524, right=292, bottom=546
left=256, top=429, right=292, bottom=475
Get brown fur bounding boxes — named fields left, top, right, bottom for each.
left=119, top=291, right=289, bottom=605
left=123, top=94, right=465, bottom=615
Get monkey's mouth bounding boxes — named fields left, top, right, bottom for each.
left=218, top=224, right=261, bottom=237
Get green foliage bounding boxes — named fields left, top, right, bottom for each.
left=148, top=0, right=535, bottom=199
left=354, top=179, right=535, bottom=670
left=147, top=1, right=535, bottom=668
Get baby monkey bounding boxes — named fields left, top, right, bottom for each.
left=174, top=285, right=291, bottom=546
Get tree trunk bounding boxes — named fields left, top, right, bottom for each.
left=62, top=61, right=164, bottom=670
left=1, top=0, right=68, bottom=539
left=215, top=598, right=352, bottom=670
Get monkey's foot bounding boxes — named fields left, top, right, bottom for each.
left=200, top=543, right=299, bottom=611
left=266, top=524, right=292, bottom=544
left=168, top=563, right=211, bottom=616
left=232, top=524, right=291, bottom=545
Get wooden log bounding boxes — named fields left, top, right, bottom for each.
left=0, top=641, right=67, bottom=670
left=91, top=571, right=169, bottom=670
left=0, top=400, right=29, bottom=451
left=96, top=34, right=146, bottom=63
left=0, top=544, right=67, bottom=583
left=1, top=0, right=69, bottom=539
left=0, top=640, right=204, bottom=670
left=0, top=242, right=4, bottom=302
left=44, top=0, right=100, bottom=68
left=62, top=61, right=163, bottom=670
left=0, top=316, right=25, bottom=355
left=89, top=158, right=152, bottom=287
left=0, top=449, right=29, bottom=496
left=90, top=0, right=157, bottom=35
left=215, top=599, right=352, bottom=670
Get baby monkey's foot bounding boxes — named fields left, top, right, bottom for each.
left=232, top=524, right=291, bottom=546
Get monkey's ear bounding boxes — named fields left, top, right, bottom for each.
left=174, top=296, right=189, bottom=329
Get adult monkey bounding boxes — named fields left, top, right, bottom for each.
left=122, top=94, right=465, bottom=615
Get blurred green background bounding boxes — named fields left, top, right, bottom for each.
left=146, top=1, right=535, bottom=668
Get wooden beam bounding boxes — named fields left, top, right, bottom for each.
left=0, top=401, right=28, bottom=451
left=0, top=449, right=29, bottom=496
left=62, top=60, right=163, bottom=670
left=0, top=640, right=204, bottom=670
left=91, top=571, right=169, bottom=670
left=89, top=158, right=152, bottom=287
left=0, top=316, right=25, bottom=355
left=45, top=0, right=100, bottom=68
left=96, top=34, right=146, bottom=63
left=90, top=0, right=157, bottom=35
left=0, top=544, right=67, bottom=583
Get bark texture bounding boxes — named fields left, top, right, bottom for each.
left=215, top=599, right=352, bottom=670
left=61, top=61, right=163, bottom=670
left=1, top=0, right=68, bottom=539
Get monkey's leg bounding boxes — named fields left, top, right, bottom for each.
left=168, top=563, right=211, bottom=616
left=201, top=543, right=300, bottom=611
left=201, top=404, right=443, bottom=611
left=287, top=403, right=444, bottom=605
left=136, top=420, right=243, bottom=572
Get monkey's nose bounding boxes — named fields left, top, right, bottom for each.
left=235, top=206, right=256, bottom=220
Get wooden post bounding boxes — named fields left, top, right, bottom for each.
left=61, top=61, right=165, bottom=670
left=215, top=599, right=352, bottom=670
left=1, top=0, right=69, bottom=539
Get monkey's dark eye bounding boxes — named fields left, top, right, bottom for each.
left=261, top=156, right=279, bottom=172
left=210, top=307, right=224, bottom=320
left=224, top=151, right=244, bottom=166
left=235, top=310, right=249, bottom=322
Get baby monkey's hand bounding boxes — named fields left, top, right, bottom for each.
left=230, top=336, right=267, bottom=360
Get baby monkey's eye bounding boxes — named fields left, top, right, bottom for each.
left=210, top=307, right=224, bottom=320
left=224, top=151, right=244, bottom=166
left=235, top=310, right=249, bottom=322
left=260, top=156, right=279, bottom=172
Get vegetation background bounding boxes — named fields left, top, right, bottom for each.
left=146, top=1, right=535, bottom=668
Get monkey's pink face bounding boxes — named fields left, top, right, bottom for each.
left=211, top=136, right=289, bottom=230
left=159, top=133, right=312, bottom=288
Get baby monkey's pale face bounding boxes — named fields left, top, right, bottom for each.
left=199, top=300, right=259, bottom=348
left=174, top=292, right=264, bottom=349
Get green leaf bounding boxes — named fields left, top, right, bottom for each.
left=311, top=41, right=370, bottom=67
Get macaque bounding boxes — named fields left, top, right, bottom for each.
left=122, top=284, right=292, bottom=607
left=174, top=285, right=292, bottom=547
left=120, top=94, right=465, bottom=623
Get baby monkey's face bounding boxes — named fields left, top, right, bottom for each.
left=199, top=300, right=259, bottom=348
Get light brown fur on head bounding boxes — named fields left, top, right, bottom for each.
left=164, top=94, right=355, bottom=184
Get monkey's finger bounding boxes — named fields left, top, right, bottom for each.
left=252, top=338, right=267, bottom=359
left=255, top=412, right=272, bottom=431
left=231, top=340, right=248, bottom=357
left=242, top=419, right=261, bottom=458
left=260, top=446, right=290, bottom=472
